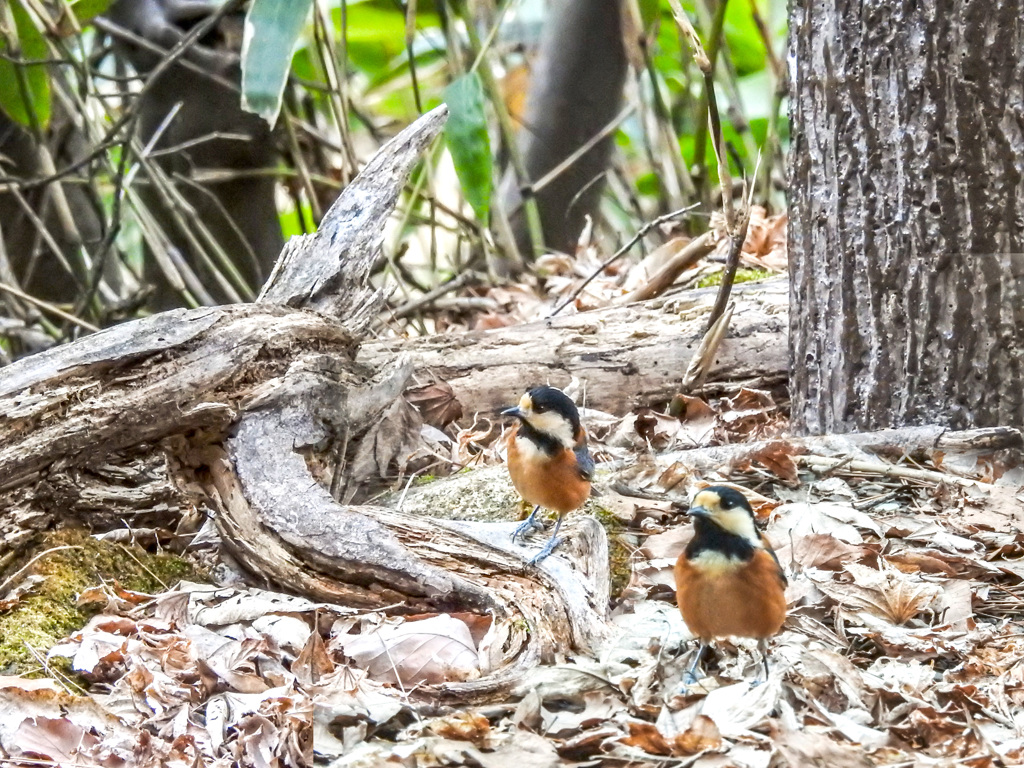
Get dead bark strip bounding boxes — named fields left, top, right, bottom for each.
left=360, top=279, right=789, bottom=417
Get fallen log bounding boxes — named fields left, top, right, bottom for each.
left=0, top=107, right=611, bottom=703
left=359, top=279, right=789, bottom=417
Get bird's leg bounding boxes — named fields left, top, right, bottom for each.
left=683, top=641, right=708, bottom=685
left=528, top=514, right=563, bottom=564
left=753, top=638, right=771, bottom=686
left=512, top=505, right=543, bottom=542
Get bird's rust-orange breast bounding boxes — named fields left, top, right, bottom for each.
left=674, top=548, right=787, bottom=642
left=507, top=427, right=591, bottom=514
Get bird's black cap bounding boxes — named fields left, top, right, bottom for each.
left=703, top=485, right=754, bottom=513
left=525, top=386, right=581, bottom=428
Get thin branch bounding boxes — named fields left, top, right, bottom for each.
left=0, top=282, right=100, bottom=332
left=0, top=0, right=245, bottom=193
left=548, top=204, right=699, bottom=317
left=389, top=271, right=482, bottom=320
left=617, top=229, right=716, bottom=304
left=525, top=103, right=637, bottom=199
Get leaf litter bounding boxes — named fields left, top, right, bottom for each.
left=5, top=314, right=1024, bottom=765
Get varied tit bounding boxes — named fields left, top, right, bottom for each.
left=502, top=386, right=595, bottom=564
left=673, top=485, right=787, bottom=684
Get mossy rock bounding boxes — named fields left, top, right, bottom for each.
left=388, top=466, right=634, bottom=598
left=0, top=528, right=204, bottom=676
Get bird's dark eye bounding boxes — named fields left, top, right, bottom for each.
left=534, top=403, right=547, bottom=413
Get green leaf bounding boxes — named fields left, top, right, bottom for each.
left=69, top=0, right=113, bottom=25
left=723, top=0, right=766, bottom=77
left=330, top=1, right=441, bottom=77
left=444, top=72, right=491, bottom=223
left=241, top=0, right=313, bottom=125
left=0, top=1, right=51, bottom=129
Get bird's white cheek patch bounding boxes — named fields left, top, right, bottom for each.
left=714, top=508, right=760, bottom=544
left=526, top=411, right=575, bottom=448
left=688, top=550, right=745, bottom=577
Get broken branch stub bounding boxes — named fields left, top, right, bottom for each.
left=258, top=104, right=449, bottom=331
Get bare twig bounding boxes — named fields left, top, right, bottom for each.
left=0, top=1, right=246, bottom=193
left=389, top=271, right=482, bottom=320
left=548, top=204, right=699, bottom=317
left=797, top=455, right=985, bottom=488
left=703, top=203, right=750, bottom=332
left=0, top=545, right=85, bottom=598
left=668, top=0, right=754, bottom=334
left=0, top=282, right=99, bottom=332
left=681, top=300, right=734, bottom=390
left=525, top=103, right=637, bottom=199
left=617, top=229, right=716, bottom=304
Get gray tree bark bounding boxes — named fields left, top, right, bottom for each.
left=788, top=0, right=1024, bottom=434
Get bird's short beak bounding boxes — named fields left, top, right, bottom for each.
left=502, top=406, right=526, bottom=419
left=687, top=505, right=711, bottom=519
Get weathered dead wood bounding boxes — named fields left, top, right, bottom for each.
left=0, top=106, right=613, bottom=704
left=360, top=278, right=788, bottom=417
left=617, top=426, right=1024, bottom=494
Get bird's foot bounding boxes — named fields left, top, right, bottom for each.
left=511, top=506, right=543, bottom=543
left=528, top=536, right=563, bottom=565
left=682, top=670, right=702, bottom=686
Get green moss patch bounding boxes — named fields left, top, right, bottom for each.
left=590, top=504, right=633, bottom=599
left=0, top=528, right=203, bottom=675
left=696, top=267, right=773, bottom=289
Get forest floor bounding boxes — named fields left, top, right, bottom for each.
left=2, top=216, right=1024, bottom=767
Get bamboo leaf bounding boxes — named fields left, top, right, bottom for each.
left=444, top=72, right=491, bottom=222
left=0, top=1, right=51, bottom=129
left=69, top=0, right=114, bottom=26
left=241, top=0, right=313, bottom=125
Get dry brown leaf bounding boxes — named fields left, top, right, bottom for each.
left=622, top=237, right=694, bottom=292
left=621, top=720, right=673, bottom=756
left=772, top=501, right=883, bottom=544
left=541, top=690, right=620, bottom=738
left=349, top=396, right=424, bottom=482
left=777, top=533, right=870, bottom=571
left=13, top=716, right=102, bottom=763
left=428, top=711, right=491, bottom=745
left=674, top=714, right=722, bottom=754
left=741, top=440, right=803, bottom=484
left=635, top=408, right=707, bottom=451
left=813, top=562, right=943, bottom=626
left=772, top=725, right=875, bottom=768
left=719, top=388, right=779, bottom=438
left=675, top=396, right=719, bottom=447
left=641, top=527, right=692, bottom=561
left=698, top=678, right=781, bottom=737
left=293, top=629, right=334, bottom=686
left=337, top=613, right=480, bottom=686
left=200, top=637, right=271, bottom=694
left=406, top=381, right=464, bottom=428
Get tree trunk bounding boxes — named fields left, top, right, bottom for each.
left=501, top=0, right=627, bottom=260
left=788, top=0, right=1024, bottom=434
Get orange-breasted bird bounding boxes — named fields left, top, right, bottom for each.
left=502, top=386, right=594, bottom=564
left=674, top=486, right=787, bottom=684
